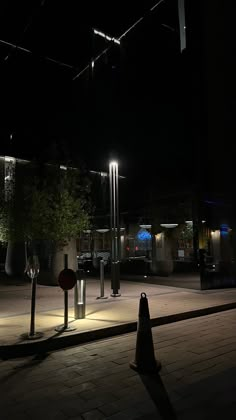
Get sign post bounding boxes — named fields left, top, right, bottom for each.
left=55, top=254, right=77, bottom=332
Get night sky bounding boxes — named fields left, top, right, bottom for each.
left=0, top=0, right=192, bottom=190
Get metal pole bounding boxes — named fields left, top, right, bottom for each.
left=55, top=253, right=76, bottom=332
left=63, top=253, right=69, bottom=329
left=74, top=270, right=86, bottom=319
left=115, top=163, right=121, bottom=268
left=100, top=259, right=105, bottom=296
left=96, top=259, right=108, bottom=299
left=64, top=290, right=69, bottom=329
left=109, top=161, right=121, bottom=297
left=64, top=253, right=68, bottom=269
left=21, top=254, right=43, bottom=340
left=29, top=277, right=37, bottom=336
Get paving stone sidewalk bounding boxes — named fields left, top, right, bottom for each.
left=1, top=278, right=236, bottom=357
left=0, top=309, right=236, bottom=419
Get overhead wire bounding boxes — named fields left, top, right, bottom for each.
left=0, top=38, right=76, bottom=70
left=4, top=0, right=48, bottom=62
left=0, top=0, right=167, bottom=79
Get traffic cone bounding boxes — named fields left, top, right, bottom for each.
left=130, top=292, right=161, bottom=373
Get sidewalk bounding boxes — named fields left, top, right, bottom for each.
left=1, top=276, right=236, bottom=358
left=1, top=309, right=236, bottom=419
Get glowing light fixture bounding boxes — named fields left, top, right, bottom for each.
left=139, top=224, right=152, bottom=229
left=5, top=156, right=15, bottom=163
left=220, top=224, right=229, bottom=236
left=93, top=28, right=120, bottom=45
left=160, top=223, right=178, bottom=228
left=96, top=229, right=109, bottom=233
left=109, top=160, right=118, bottom=168
left=74, top=271, right=86, bottom=319
left=186, top=220, right=206, bottom=224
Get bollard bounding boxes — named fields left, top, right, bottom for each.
left=111, top=261, right=121, bottom=297
left=74, top=269, right=86, bottom=319
left=130, top=292, right=161, bottom=373
left=96, top=259, right=108, bottom=299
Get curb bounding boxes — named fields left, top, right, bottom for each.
left=1, top=302, right=236, bottom=359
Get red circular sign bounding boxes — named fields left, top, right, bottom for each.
left=58, top=268, right=77, bottom=290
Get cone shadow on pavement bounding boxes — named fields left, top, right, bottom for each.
left=130, top=292, right=161, bottom=373
left=140, top=373, right=177, bottom=420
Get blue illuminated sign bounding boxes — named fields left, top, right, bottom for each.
left=220, top=224, right=229, bottom=236
left=137, top=229, right=152, bottom=241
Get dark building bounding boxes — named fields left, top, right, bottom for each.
left=184, top=0, right=235, bottom=278
left=115, top=0, right=236, bottom=286
left=0, top=1, right=235, bottom=288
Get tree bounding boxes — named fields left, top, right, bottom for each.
left=0, top=191, right=8, bottom=244
left=24, top=166, right=91, bottom=245
left=1, top=161, right=92, bottom=283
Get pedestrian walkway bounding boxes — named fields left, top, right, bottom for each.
left=1, top=309, right=236, bottom=419
left=1, top=277, right=236, bottom=358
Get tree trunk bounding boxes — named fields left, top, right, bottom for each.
left=5, top=241, right=27, bottom=278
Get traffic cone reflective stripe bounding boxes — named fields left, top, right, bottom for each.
left=130, top=292, right=161, bottom=373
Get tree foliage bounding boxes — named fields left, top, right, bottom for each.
left=0, top=163, right=92, bottom=247
left=0, top=191, right=9, bottom=243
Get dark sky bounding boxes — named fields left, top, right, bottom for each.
left=0, top=0, right=191, bottom=187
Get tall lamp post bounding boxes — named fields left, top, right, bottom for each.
left=109, top=161, right=121, bottom=297
left=90, top=28, right=122, bottom=295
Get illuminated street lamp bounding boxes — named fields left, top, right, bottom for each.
left=109, top=160, right=121, bottom=297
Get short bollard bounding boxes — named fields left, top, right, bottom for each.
left=130, top=292, right=161, bottom=373
left=96, top=259, right=108, bottom=299
left=74, top=269, right=86, bottom=319
left=55, top=254, right=77, bottom=332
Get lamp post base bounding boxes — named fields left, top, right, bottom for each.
left=55, top=325, right=76, bottom=332
left=111, top=293, right=121, bottom=297
left=21, top=332, right=44, bottom=340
